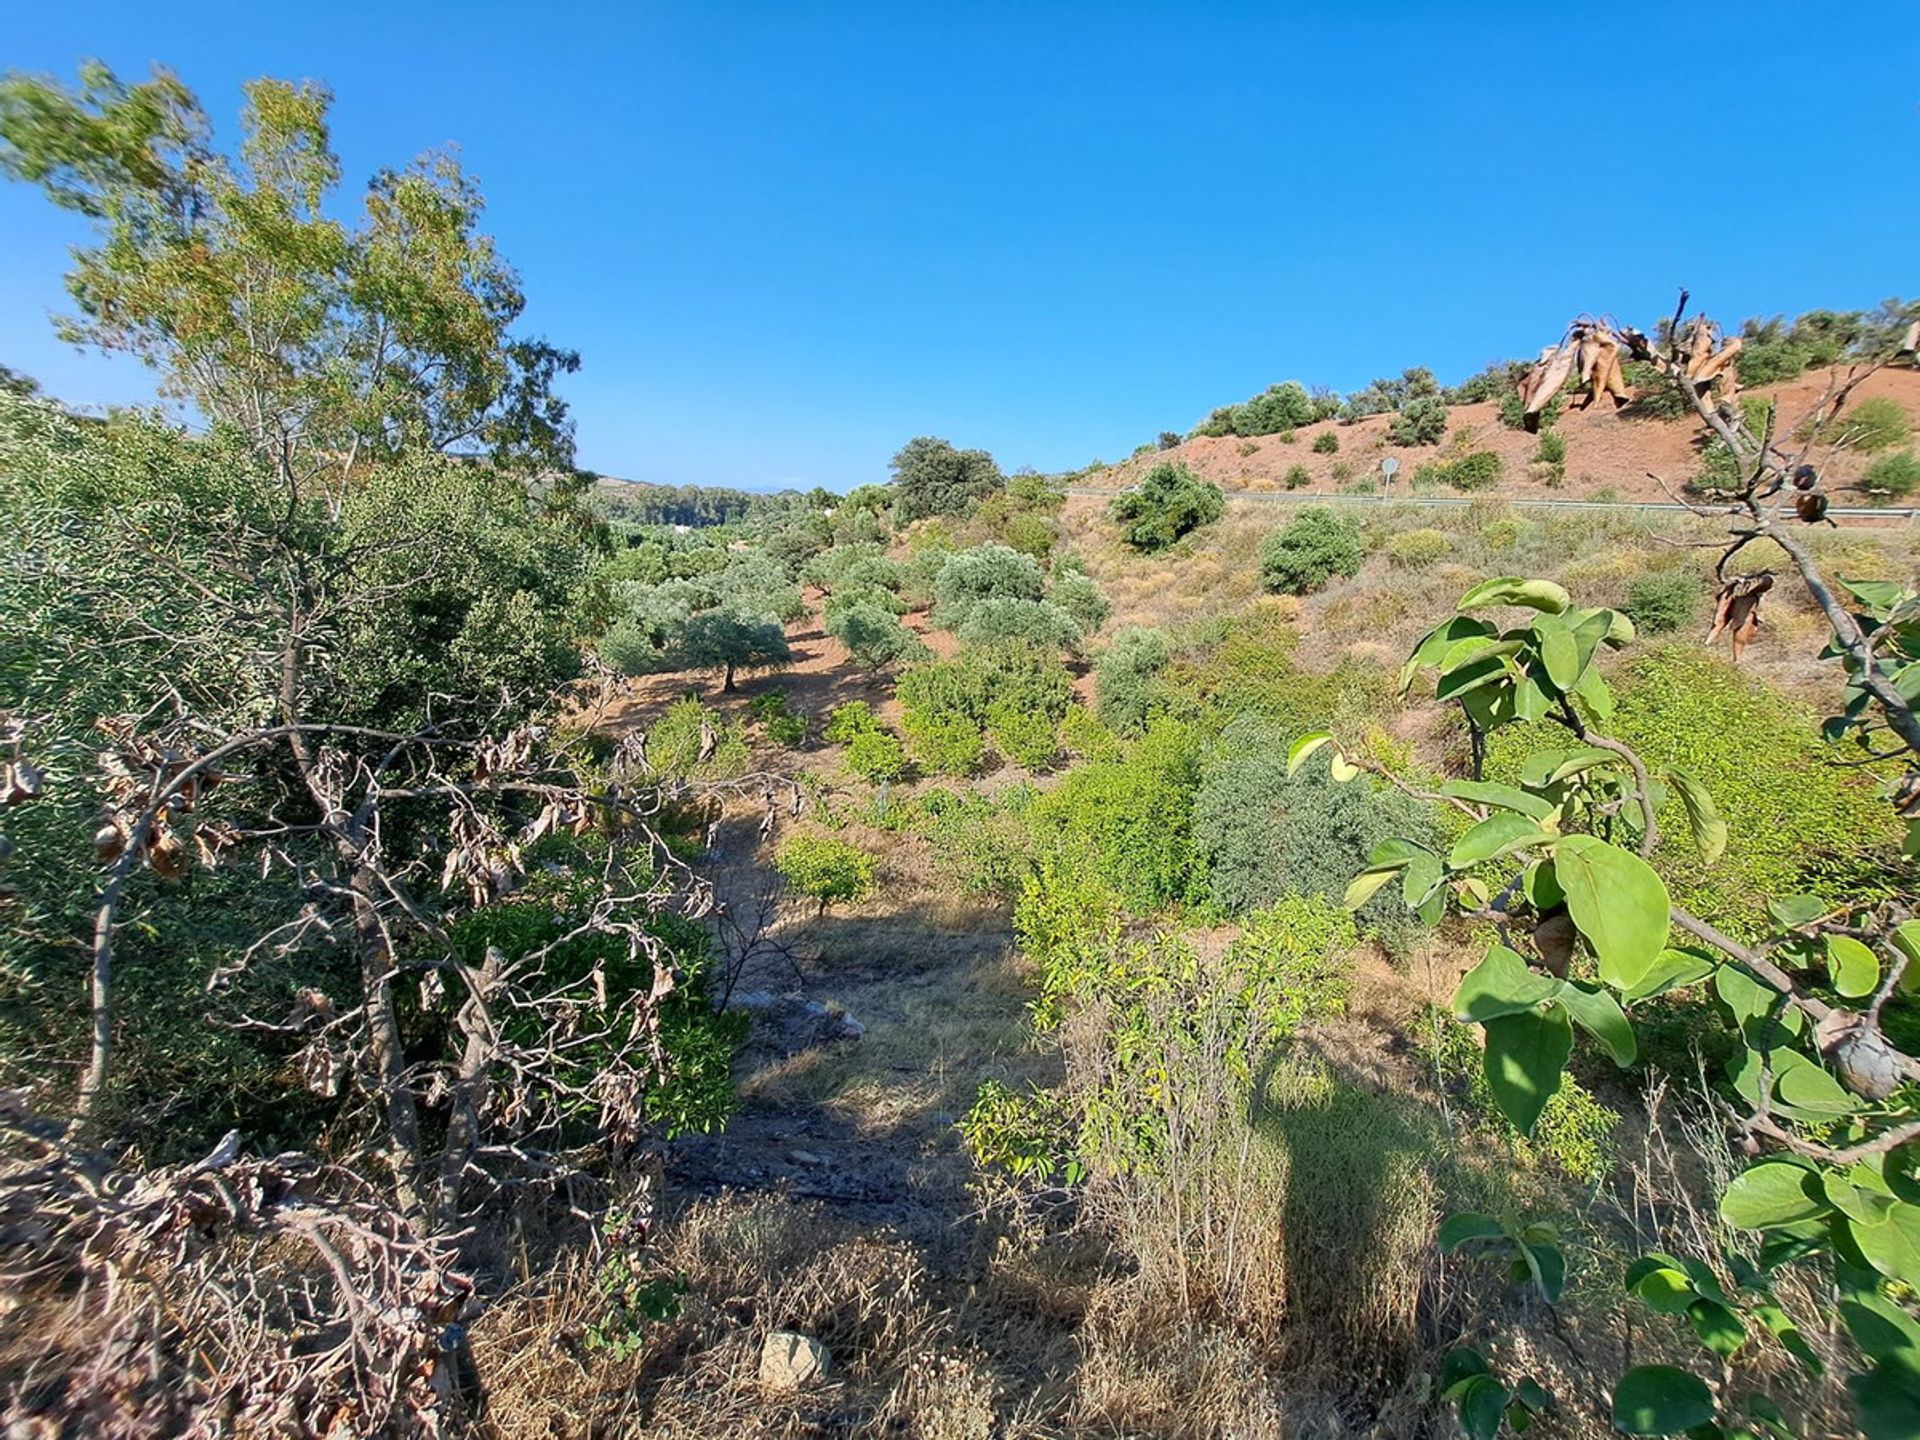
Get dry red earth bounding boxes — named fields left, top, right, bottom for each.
left=1082, top=365, right=1920, bottom=505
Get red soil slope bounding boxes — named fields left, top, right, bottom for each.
left=1084, top=366, right=1920, bottom=505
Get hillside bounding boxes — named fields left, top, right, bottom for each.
left=1085, top=364, right=1920, bottom=504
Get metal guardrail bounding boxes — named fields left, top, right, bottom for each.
left=1064, top=487, right=1919, bottom=522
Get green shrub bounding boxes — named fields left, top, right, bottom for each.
left=823, top=701, right=881, bottom=742
left=956, top=597, right=1083, bottom=653
left=648, top=697, right=749, bottom=779
left=1384, top=528, right=1449, bottom=569
left=915, top=784, right=1038, bottom=895
left=1312, top=430, right=1340, bottom=455
left=987, top=700, right=1061, bottom=770
left=1387, top=395, right=1449, bottom=446
left=1001, top=511, right=1056, bottom=558
left=1229, top=896, right=1359, bottom=1036
left=775, top=835, right=878, bottom=912
left=1047, top=570, right=1109, bottom=633
left=1624, top=572, right=1702, bottom=635
left=931, top=544, right=1046, bottom=629
left=1193, top=713, right=1437, bottom=949
left=825, top=601, right=927, bottom=672
left=1109, top=462, right=1225, bottom=551
left=1619, top=361, right=1688, bottom=420
left=1499, top=388, right=1564, bottom=431
left=843, top=727, right=907, bottom=784
left=1232, top=381, right=1317, bottom=437
left=1260, top=508, right=1364, bottom=595
left=1029, top=717, right=1206, bottom=913
left=1831, top=396, right=1912, bottom=455
left=901, top=708, right=986, bottom=775
left=1864, top=449, right=1920, bottom=500
left=1533, top=430, right=1566, bottom=466
left=1414, top=450, right=1501, bottom=492
left=1283, top=464, right=1311, bottom=490
left=1095, top=625, right=1173, bottom=736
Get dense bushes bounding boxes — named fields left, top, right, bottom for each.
left=1865, top=450, right=1920, bottom=499
left=1830, top=396, right=1911, bottom=454
left=1386, top=395, right=1449, bottom=446
left=1624, top=572, right=1702, bottom=634
left=931, top=544, right=1045, bottom=628
left=897, top=645, right=1074, bottom=774
left=775, top=835, right=878, bottom=912
left=1109, top=463, right=1225, bottom=551
left=1095, top=626, right=1174, bottom=736
left=956, top=597, right=1084, bottom=653
left=1312, top=430, right=1339, bottom=455
left=888, top=435, right=1004, bottom=521
left=1029, top=718, right=1207, bottom=913
left=1260, top=508, right=1364, bottom=594
left=1414, top=450, right=1501, bottom=492
left=1193, top=714, right=1436, bottom=946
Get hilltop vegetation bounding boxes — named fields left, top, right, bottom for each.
left=9, top=57, right=1920, bottom=1440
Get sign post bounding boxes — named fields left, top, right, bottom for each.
left=1381, top=456, right=1399, bottom=498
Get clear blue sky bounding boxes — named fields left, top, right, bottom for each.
left=3, top=3, right=1915, bottom=490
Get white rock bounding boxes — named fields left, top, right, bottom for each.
left=759, top=1329, right=831, bottom=1391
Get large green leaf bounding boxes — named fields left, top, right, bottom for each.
left=1532, top=613, right=1582, bottom=690
left=1611, top=1365, right=1716, bottom=1436
left=1623, top=948, right=1716, bottom=1005
left=1851, top=1205, right=1920, bottom=1290
left=1687, top=1299, right=1748, bottom=1359
left=1829, top=934, right=1883, bottom=1000
left=1557, top=981, right=1637, bottom=1066
left=1851, top=1358, right=1920, bottom=1440
left=1450, top=813, right=1551, bottom=868
left=1401, top=616, right=1498, bottom=694
left=1286, top=731, right=1333, bottom=777
left=1453, top=945, right=1563, bottom=1023
left=1437, top=1212, right=1507, bottom=1252
left=1553, top=834, right=1670, bottom=989
left=1440, top=778, right=1556, bottom=821
left=1665, top=766, right=1727, bottom=865
left=1483, top=1005, right=1572, bottom=1137
left=1721, top=1162, right=1830, bottom=1230
left=1458, top=576, right=1572, bottom=615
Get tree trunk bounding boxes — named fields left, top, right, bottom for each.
left=350, top=858, right=426, bottom=1220
left=723, top=661, right=736, bottom=692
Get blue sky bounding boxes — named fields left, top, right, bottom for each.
left=3, top=3, right=1916, bottom=490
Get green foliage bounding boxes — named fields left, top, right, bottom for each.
left=1384, top=528, right=1449, bottom=569
left=0, top=65, right=579, bottom=474
left=913, top=784, right=1037, bottom=895
left=1414, top=450, right=1502, bottom=492
left=822, top=701, right=880, bottom=743
left=1387, top=395, right=1450, bottom=446
left=1030, top=717, right=1206, bottom=913
left=956, top=597, right=1084, bottom=653
left=1320, top=572, right=1920, bottom=1440
left=1232, top=381, right=1318, bottom=436
left=1312, top=429, right=1340, bottom=455
left=774, top=834, right=878, bottom=912
left=901, top=708, right=986, bottom=775
left=1865, top=449, right=1920, bottom=500
left=1499, top=388, right=1564, bottom=431
left=647, top=697, right=749, bottom=780
left=888, top=436, right=1004, bottom=522
left=1109, top=462, right=1225, bottom=552
left=746, top=689, right=806, bottom=746
left=1624, top=572, right=1701, bottom=635
left=1194, top=713, right=1437, bottom=948
left=1832, top=397, right=1913, bottom=455
left=1095, top=626, right=1173, bottom=737
left=1283, top=463, right=1311, bottom=490
left=1533, top=430, right=1567, bottom=466
left=825, top=600, right=927, bottom=673
left=987, top=699, right=1061, bottom=771
left=931, top=544, right=1045, bottom=630
left=843, top=727, right=907, bottom=784
left=678, top=606, right=790, bottom=691
left=1047, top=569, right=1109, bottom=633
left=1260, top=507, right=1364, bottom=595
